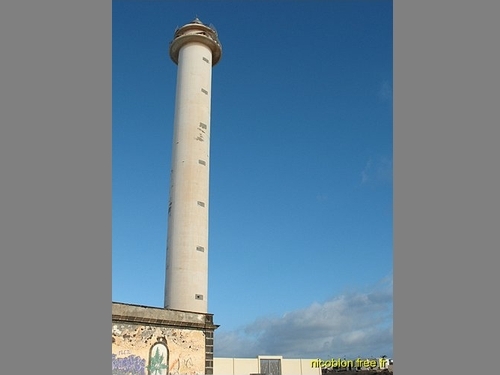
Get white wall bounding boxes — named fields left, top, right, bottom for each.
left=213, top=357, right=321, bottom=375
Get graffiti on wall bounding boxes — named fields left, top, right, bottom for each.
left=112, top=324, right=204, bottom=374
left=112, top=342, right=169, bottom=375
left=112, top=353, right=146, bottom=375
left=147, top=342, right=168, bottom=375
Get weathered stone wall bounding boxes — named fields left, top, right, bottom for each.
left=112, top=323, right=205, bottom=374
left=112, top=302, right=218, bottom=375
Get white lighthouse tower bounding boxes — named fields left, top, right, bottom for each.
left=164, top=18, right=222, bottom=313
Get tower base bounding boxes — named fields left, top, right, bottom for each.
left=112, top=302, right=218, bottom=375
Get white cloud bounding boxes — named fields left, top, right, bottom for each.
left=361, top=159, right=373, bottom=184
left=316, top=193, right=328, bottom=202
left=214, top=277, right=393, bottom=359
left=360, top=157, right=392, bottom=185
left=378, top=81, right=393, bottom=102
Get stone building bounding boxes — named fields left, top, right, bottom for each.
left=112, top=302, right=218, bottom=375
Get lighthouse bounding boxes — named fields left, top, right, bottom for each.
left=164, top=18, right=222, bottom=313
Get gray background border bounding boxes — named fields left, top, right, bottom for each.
left=1, top=1, right=111, bottom=374
left=1, top=0, right=499, bottom=373
left=394, top=0, right=499, bottom=372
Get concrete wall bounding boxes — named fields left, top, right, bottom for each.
left=214, top=358, right=258, bottom=375
left=112, top=323, right=205, bottom=375
left=112, top=302, right=218, bottom=375
left=281, top=358, right=321, bottom=375
left=213, top=357, right=321, bottom=375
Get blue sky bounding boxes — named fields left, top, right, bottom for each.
left=113, top=0, right=393, bottom=359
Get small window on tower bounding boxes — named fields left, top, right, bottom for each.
left=201, top=88, right=208, bottom=94
left=199, top=122, right=207, bottom=129
left=196, top=246, right=205, bottom=252
left=202, top=57, right=209, bottom=63
left=198, top=159, right=206, bottom=166
left=197, top=201, right=205, bottom=207
left=195, top=294, right=204, bottom=300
